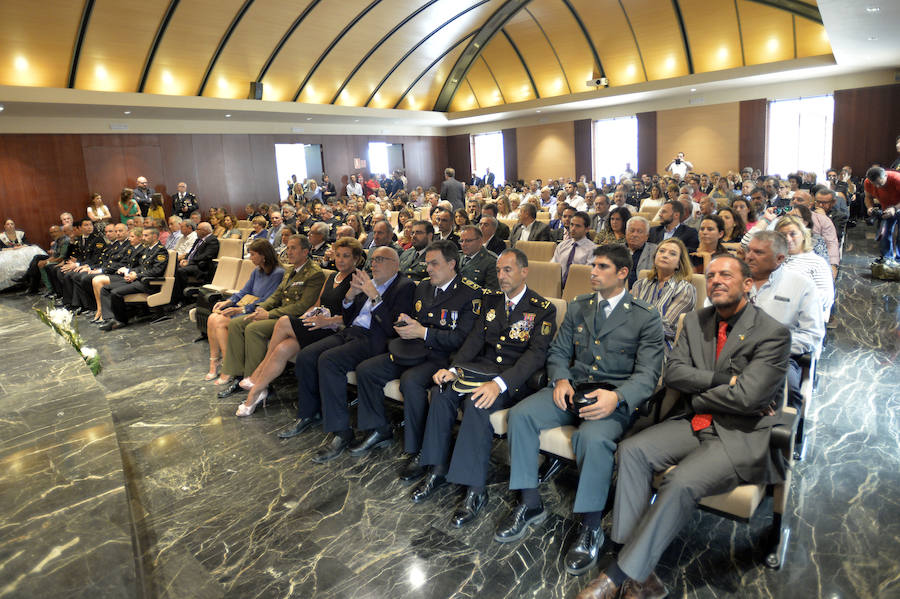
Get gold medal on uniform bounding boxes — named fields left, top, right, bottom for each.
left=486, top=308, right=496, bottom=322
left=450, top=310, right=458, bottom=330
left=440, top=309, right=448, bottom=326
left=415, top=299, right=422, bottom=313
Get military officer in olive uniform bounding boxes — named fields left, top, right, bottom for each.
left=398, top=220, right=433, bottom=282
left=495, top=245, right=664, bottom=578
left=99, top=227, right=169, bottom=330
left=457, top=225, right=499, bottom=290
left=218, top=234, right=325, bottom=396
left=350, top=240, right=483, bottom=476
left=411, top=248, right=557, bottom=529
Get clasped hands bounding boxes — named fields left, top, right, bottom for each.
left=212, top=300, right=243, bottom=317
left=433, top=368, right=501, bottom=409
left=345, top=268, right=378, bottom=301
left=553, top=379, right=618, bottom=420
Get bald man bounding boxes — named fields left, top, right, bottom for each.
left=174, top=221, right=219, bottom=302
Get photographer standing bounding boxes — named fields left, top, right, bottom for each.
left=864, top=166, right=900, bottom=263
left=665, top=152, right=693, bottom=180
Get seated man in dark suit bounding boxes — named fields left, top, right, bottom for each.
left=625, top=216, right=657, bottom=288
left=351, top=240, right=482, bottom=469
left=479, top=216, right=507, bottom=256
left=648, top=200, right=699, bottom=252
left=410, top=249, right=557, bottom=529
left=497, top=245, right=664, bottom=578
left=577, top=254, right=791, bottom=599
left=481, top=203, right=509, bottom=240
left=99, top=227, right=169, bottom=331
left=287, top=246, right=415, bottom=463
left=510, top=203, right=551, bottom=246
left=174, top=222, right=219, bottom=301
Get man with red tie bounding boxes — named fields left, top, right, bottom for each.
left=576, top=254, right=791, bottom=599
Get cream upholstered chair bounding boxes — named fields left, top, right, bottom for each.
left=562, top=264, right=593, bottom=301
left=525, top=261, right=562, bottom=299
left=217, top=237, right=244, bottom=259
left=122, top=250, right=178, bottom=322
left=224, top=259, right=256, bottom=295
left=515, top=240, right=557, bottom=262
left=201, top=256, right=240, bottom=294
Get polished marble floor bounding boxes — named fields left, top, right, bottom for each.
left=1, top=225, right=898, bottom=599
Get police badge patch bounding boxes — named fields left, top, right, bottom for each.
left=472, top=298, right=481, bottom=315
left=541, top=321, right=551, bottom=335
left=415, top=299, right=422, bottom=313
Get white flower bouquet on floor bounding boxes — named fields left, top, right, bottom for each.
left=33, top=305, right=102, bottom=376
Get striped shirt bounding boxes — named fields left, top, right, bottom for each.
left=630, top=276, right=696, bottom=353
left=783, top=252, right=834, bottom=316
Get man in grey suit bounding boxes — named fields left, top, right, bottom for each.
left=625, top=216, right=657, bottom=288
left=576, top=254, right=791, bottom=599
left=440, top=167, right=465, bottom=212
left=496, top=245, right=664, bottom=578
left=509, top=203, right=551, bottom=246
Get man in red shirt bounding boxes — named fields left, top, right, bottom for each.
left=864, top=166, right=900, bottom=261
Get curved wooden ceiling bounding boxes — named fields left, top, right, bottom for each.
left=0, top=0, right=831, bottom=112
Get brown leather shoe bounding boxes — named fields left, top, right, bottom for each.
left=621, top=572, right=667, bottom=599
left=575, top=572, right=620, bottom=599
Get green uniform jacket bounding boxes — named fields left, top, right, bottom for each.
left=259, top=259, right=325, bottom=319
left=458, top=246, right=499, bottom=290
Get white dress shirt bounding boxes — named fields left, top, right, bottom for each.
left=749, top=266, right=825, bottom=356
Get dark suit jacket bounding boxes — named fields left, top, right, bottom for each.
left=484, top=172, right=495, bottom=187
left=510, top=221, right=551, bottom=245
left=648, top=223, right=699, bottom=252
left=440, top=177, right=465, bottom=212
left=343, top=274, right=415, bottom=354
left=664, top=304, right=791, bottom=484
left=496, top=220, right=510, bottom=240
left=185, top=234, right=219, bottom=276
left=485, top=235, right=506, bottom=256
left=413, top=276, right=482, bottom=361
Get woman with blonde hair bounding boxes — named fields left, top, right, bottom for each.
left=630, top=237, right=696, bottom=354
left=87, top=193, right=111, bottom=225
left=774, top=215, right=834, bottom=316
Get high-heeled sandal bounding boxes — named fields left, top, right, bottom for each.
left=204, top=358, right=222, bottom=381
left=238, top=377, right=255, bottom=391
left=236, top=388, right=268, bottom=417
left=214, top=374, right=232, bottom=386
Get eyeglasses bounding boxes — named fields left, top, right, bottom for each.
left=370, top=256, right=397, bottom=264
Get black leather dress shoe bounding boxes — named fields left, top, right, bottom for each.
left=277, top=414, right=322, bottom=439
left=216, top=378, right=244, bottom=398
left=349, top=430, right=394, bottom=456
left=410, top=473, right=446, bottom=504
left=99, top=320, right=125, bottom=331
left=312, top=435, right=351, bottom=463
left=494, top=502, right=547, bottom=543
left=451, top=489, right=488, bottom=528
left=398, top=454, right=426, bottom=483
left=565, top=523, right=605, bottom=575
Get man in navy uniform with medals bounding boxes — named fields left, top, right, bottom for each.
left=100, top=227, right=170, bottom=330
left=350, top=240, right=483, bottom=478
left=495, top=245, right=664, bottom=579
left=410, top=248, right=557, bottom=529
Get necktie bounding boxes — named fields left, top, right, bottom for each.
left=562, top=243, right=577, bottom=286
left=434, top=287, right=444, bottom=301
left=691, top=321, right=728, bottom=432
left=460, top=255, right=469, bottom=269
left=594, top=299, right=608, bottom=331
left=505, top=299, right=514, bottom=318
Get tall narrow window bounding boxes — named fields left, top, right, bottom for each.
left=470, top=132, right=505, bottom=185
left=368, top=142, right=405, bottom=178
left=274, top=143, right=309, bottom=202
left=592, top=116, right=638, bottom=183
left=767, top=95, right=834, bottom=181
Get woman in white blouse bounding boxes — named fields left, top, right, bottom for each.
left=87, top=193, right=111, bottom=225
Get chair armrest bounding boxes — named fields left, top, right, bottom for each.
left=770, top=409, right=799, bottom=455
left=527, top=369, right=547, bottom=392
left=795, top=352, right=813, bottom=369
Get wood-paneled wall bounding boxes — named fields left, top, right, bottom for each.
left=516, top=122, right=575, bottom=182
left=502, top=128, right=518, bottom=184
left=637, top=111, right=657, bottom=175
left=573, top=120, right=593, bottom=181
left=0, top=133, right=448, bottom=248
left=739, top=99, right=767, bottom=171
left=446, top=134, right=472, bottom=184
left=832, top=83, right=900, bottom=175
left=656, top=103, right=740, bottom=175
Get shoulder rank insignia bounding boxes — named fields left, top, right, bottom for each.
left=530, top=297, right=550, bottom=309
left=541, top=321, right=551, bottom=335
left=462, top=277, right=481, bottom=290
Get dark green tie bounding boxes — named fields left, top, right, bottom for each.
left=595, top=299, right=609, bottom=331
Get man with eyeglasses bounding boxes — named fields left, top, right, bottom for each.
left=399, top=220, right=433, bottom=281
left=284, top=246, right=415, bottom=462
left=457, top=225, right=499, bottom=290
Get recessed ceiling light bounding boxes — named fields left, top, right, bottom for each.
left=0, top=104, right=5, bottom=112
left=868, top=36, right=879, bottom=41
left=306, top=117, right=312, bottom=121
left=225, top=114, right=231, bottom=118
left=866, top=6, right=880, bottom=12
left=535, top=109, right=541, bottom=113
left=690, top=88, right=697, bottom=92
left=354, top=119, right=359, bottom=122
left=123, top=111, right=131, bottom=115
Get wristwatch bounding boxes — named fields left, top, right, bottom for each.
left=370, top=294, right=382, bottom=304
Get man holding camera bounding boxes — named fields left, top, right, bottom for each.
left=864, top=166, right=900, bottom=263
left=665, top=152, right=693, bottom=180
left=496, top=245, right=664, bottom=578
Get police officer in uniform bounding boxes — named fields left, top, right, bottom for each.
left=171, top=182, right=198, bottom=220
left=71, top=223, right=129, bottom=312
left=57, top=219, right=108, bottom=309
left=398, top=220, right=433, bottom=282
left=495, top=245, right=664, bottom=578
left=217, top=235, right=325, bottom=396
left=350, top=240, right=483, bottom=476
left=410, top=248, right=557, bottom=529
left=99, top=227, right=169, bottom=330
left=457, top=225, right=499, bottom=290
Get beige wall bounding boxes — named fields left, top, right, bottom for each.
left=516, top=121, right=575, bottom=181
left=656, top=102, right=740, bottom=175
